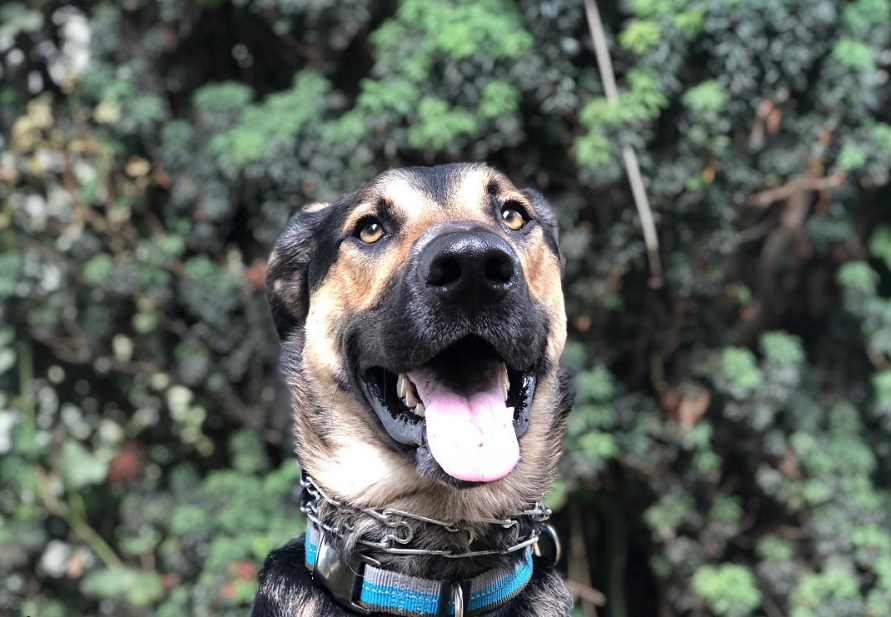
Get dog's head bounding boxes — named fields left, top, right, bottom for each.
left=267, top=163, right=571, bottom=520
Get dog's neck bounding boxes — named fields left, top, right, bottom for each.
left=300, top=473, right=551, bottom=581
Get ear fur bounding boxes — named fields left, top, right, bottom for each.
left=265, top=203, right=330, bottom=340
left=522, top=188, right=564, bottom=271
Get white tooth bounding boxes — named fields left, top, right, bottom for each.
left=397, top=373, right=407, bottom=398
left=414, top=403, right=425, bottom=417
left=506, top=406, right=515, bottom=416
left=405, top=388, right=420, bottom=408
left=501, top=366, right=510, bottom=400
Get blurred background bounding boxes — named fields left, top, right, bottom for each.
left=2, top=0, right=891, bottom=615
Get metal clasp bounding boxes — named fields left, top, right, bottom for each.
left=532, top=523, right=562, bottom=563
left=312, top=532, right=374, bottom=615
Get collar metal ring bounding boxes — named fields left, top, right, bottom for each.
left=452, top=582, right=465, bottom=617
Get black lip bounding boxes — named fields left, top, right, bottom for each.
left=359, top=368, right=425, bottom=446
left=356, top=337, right=539, bottom=449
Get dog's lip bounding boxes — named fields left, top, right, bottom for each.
left=355, top=337, right=539, bottom=448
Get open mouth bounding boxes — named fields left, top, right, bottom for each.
left=358, top=337, right=537, bottom=483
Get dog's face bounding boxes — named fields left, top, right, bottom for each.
left=267, top=163, right=570, bottom=520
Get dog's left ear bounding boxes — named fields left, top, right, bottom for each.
left=522, top=188, right=564, bottom=268
left=265, top=202, right=330, bottom=340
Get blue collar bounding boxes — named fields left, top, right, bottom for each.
left=305, top=522, right=534, bottom=616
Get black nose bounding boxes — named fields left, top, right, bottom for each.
left=419, top=229, right=519, bottom=307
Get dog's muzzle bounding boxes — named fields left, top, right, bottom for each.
left=356, top=223, right=547, bottom=484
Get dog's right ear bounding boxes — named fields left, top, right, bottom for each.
left=265, top=202, right=330, bottom=340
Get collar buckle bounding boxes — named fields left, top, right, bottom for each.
left=312, top=531, right=377, bottom=615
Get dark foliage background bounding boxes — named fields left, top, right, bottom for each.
left=2, top=0, right=891, bottom=615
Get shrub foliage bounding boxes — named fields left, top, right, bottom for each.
left=2, top=1, right=891, bottom=615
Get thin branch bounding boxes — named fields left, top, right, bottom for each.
left=36, top=469, right=123, bottom=569
left=583, top=0, right=664, bottom=288
left=745, top=172, right=845, bottom=208
left=569, top=500, right=600, bottom=617
left=567, top=580, right=607, bottom=606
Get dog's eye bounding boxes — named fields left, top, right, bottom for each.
left=500, top=203, right=528, bottom=231
left=357, top=218, right=385, bottom=244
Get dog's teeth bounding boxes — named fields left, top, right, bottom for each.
left=405, top=388, right=420, bottom=408
left=501, top=366, right=510, bottom=399
left=397, top=373, right=407, bottom=398
left=414, top=403, right=425, bottom=417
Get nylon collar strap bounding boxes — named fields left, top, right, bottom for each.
left=305, top=521, right=533, bottom=616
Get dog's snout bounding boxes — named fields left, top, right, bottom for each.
left=419, top=229, right=519, bottom=306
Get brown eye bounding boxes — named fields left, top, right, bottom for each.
left=501, top=203, right=528, bottom=231
left=357, top=218, right=385, bottom=243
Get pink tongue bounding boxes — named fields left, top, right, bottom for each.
left=408, top=363, right=518, bottom=483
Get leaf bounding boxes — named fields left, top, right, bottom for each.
left=832, top=38, right=875, bottom=71
left=193, top=82, right=254, bottom=115
left=82, top=567, right=165, bottom=606
left=869, top=225, right=891, bottom=269
left=683, top=80, right=728, bottom=114
left=760, top=332, right=805, bottom=367
left=619, top=19, right=661, bottom=54
left=838, top=143, right=868, bottom=171
left=692, top=564, right=762, bottom=615
left=0, top=348, right=15, bottom=375
left=478, top=80, right=521, bottom=120
left=60, top=441, right=108, bottom=489
left=0, top=3, right=44, bottom=39
left=83, top=254, right=114, bottom=287
left=837, top=261, right=879, bottom=296
left=407, top=98, right=478, bottom=149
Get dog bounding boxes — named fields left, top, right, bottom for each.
left=253, top=163, right=574, bottom=616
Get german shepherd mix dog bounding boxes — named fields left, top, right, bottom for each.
left=254, top=163, right=573, bottom=617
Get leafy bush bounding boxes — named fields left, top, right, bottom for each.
left=3, top=0, right=891, bottom=615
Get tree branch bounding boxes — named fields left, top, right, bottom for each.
left=583, top=0, right=664, bottom=288
left=745, top=172, right=845, bottom=209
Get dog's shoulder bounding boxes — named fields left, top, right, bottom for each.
left=250, top=538, right=354, bottom=617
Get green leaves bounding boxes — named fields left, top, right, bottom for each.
left=717, top=347, right=763, bottom=398
left=683, top=80, right=728, bottom=114
left=374, top=0, right=533, bottom=65
left=692, top=565, right=762, bottom=616
left=193, top=82, right=254, bottom=115
left=208, top=72, right=331, bottom=164
left=831, top=38, right=875, bottom=71
left=760, top=332, right=805, bottom=368
left=478, top=80, right=521, bottom=120
left=60, top=441, right=109, bottom=489
left=82, top=567, right=165, bottom=606
left=869, top=225, right=891, bottom=269
left=619, top=20, right=661, bottom=54
left=576, top=69, right=668, bottom=168
left=838, top=261, right=879, bottom=296
left=408, top=98, right=479, bottom=150
left=791, top=569, right=862, bottom=617
left=0, top=3, right=44, bottom=40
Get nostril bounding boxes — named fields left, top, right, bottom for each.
left=484, top=252, right=515, bottom=284
left=427, top=256, right=461, bottom=287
